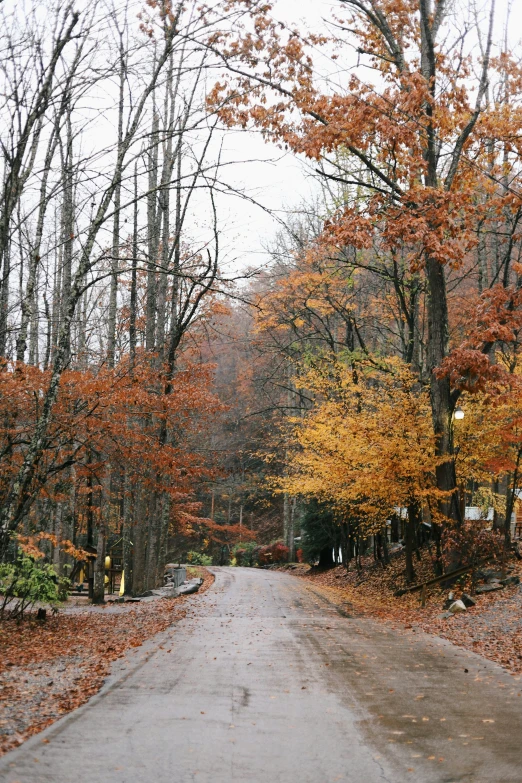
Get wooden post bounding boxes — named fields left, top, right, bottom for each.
left=420, top=583, right=427, bottom=608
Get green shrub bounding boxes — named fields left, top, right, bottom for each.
left=0, top=557, right=70, bottom=621
left=232, top=541, right=259, bottom=567
left=186, top=551, right=213, bottom=566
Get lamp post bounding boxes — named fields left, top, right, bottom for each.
left=453, top=405, right=465, bottom=520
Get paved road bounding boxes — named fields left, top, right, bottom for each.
left=2, top=567, right=522, bottom=783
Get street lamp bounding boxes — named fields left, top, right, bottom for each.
left=453, top=405, right=465, bottom=520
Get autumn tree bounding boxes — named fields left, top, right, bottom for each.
left=0, top=0, right=264, bottom=597
left=207, top=0, right=522, bottom=534
left=276, top=356, right=444, bottom=579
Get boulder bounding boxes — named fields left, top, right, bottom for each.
left=500, top=575, right=520, bottom=586
left=461, top=593, right=476, bottom=608
left=161, top=585, right=179, bottom=597
left=437, top=611, right=453, bottom=620
left=478, top=569, right=505, bottom=582
left=448, top=600, right=467, bottom=614
left=175, top=582, right=200, bottom=596
left=443, top=591, right=455, bottom=610
left=476, top=583, right=504, bottom=594
left=151, top=585, right=179, bottom=598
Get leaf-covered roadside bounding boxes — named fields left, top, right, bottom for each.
left=0, top=569, right=214, bottom=756
left=288, top=556, right=522, bottom=676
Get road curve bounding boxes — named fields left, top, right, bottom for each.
left=2, top=567, right=522, bottom=782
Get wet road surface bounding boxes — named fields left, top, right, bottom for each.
left=2, top=567, right=522, bottom=782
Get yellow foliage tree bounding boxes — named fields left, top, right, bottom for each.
left=277, top=356, right=447, bottom=580
left=454, top=385, right=522, bottom=535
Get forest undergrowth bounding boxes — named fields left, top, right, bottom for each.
left=284, top=554, right=522, bottom=677
left=0, top=568, right=214, bottom=756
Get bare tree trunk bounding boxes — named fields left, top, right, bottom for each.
left=28, top=269, right=39, bottom=367
left=288, top=496, right=296, bottom=562
left=132, top=484, right=147, bottom=596
left=283, top=491, right=289, bottom=547
left=426, top=256, right=461, bottom=526
left=53, top=496, right=63, bottom=573
left=93, top=466, right=110, bottom=604
left=155, top=55, right=175, bottom=357
left=158, top=493, right=170, bottom=582
left=122, top=470, right=134, bottom=596
left=406, top=502, right=421, bottom=583
left=0, top=241, right=11, bottom=359
left=93, top=520, right=106, bottom=604
left=51, top=210, right=62, bottom=361
left=145, top=492, right=159, bottom=590
left=129, top=165, right=138, bottom=369
left=0, top=8, right=79, bottom=358
left=43, top=295, right=51, bottom=370
left=16, top=125, right=59, bottom=363
left=107, top=43, right=126, bottom=369
left=59, top=102, right=74, bottom=364
left=146, top=101, right=159, bottom=353
left=504, top=450, right=522, bottom=544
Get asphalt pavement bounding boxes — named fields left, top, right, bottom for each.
left=1, top=566, right=522, bottom=782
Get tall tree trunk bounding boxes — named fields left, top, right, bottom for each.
left=28, top=272, right=39, bottom=367
left=504, top=450, right=522, bottom=544
left=59, top=102, right=74, bottom=364
left=132, top=484, right=147, bottom=596
left=93, top=464, right=111, bottom=604
left=283, top=491, right=289, bottom=547
left=155, top=55, right=175, bottom=358
left=405, top=503, right=419, bottom=583
left=122, top=470, right=134, bottom=596
left=0, top=240, right=10, bottom=359
left=129, top=165, right=138, bottom=369
left=288, top=496, right=296, bottom=562
left=158, top=493, right=170, bottom=582
left=93, top=521, right=106, bottom=604
left=50, top=220, right=62, bottom=362
left=146, top=103, right=160, bottom=352
left=145, top=492, right=159, bottom=590
left=426, top=256, right=460, bottom=525
left=53, top=496, right=63, bottom=574
left=107, top=46, right=126, bottom=369
left=16, top=125, right=59, bottom=364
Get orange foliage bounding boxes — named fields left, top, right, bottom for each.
left=0, top=355, right=223, bottom=547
